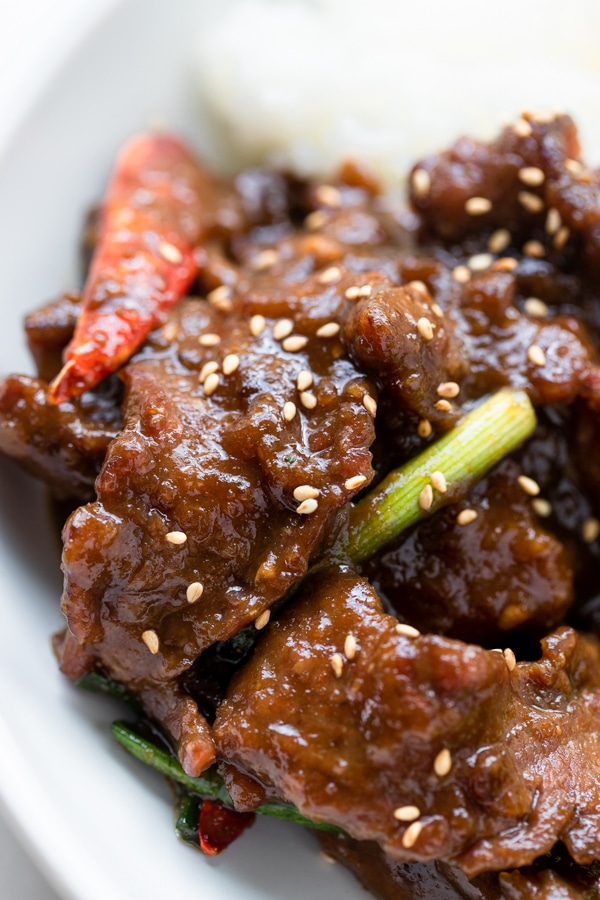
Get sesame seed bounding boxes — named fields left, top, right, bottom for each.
left=412, top=168, right=431, bottom=198
left=254, top=609, right=271, bottom=630
left=488, top=228, right=511, bottom=254
left=532, top=498, right=552, bottom=518
left=158, top=241, right=183, bottom=264
left=283, top=401, right=297, bottom=422
left=434, top=399, right=452, bottom=412
left=249, top=314, right=266, bottom=337
left=503, top=648, right=517, bottom=671
left=320, top=850, right=336, bottom=865
left=166, top=531, right=187, bottom=545
left=582, top=517, right=600, bottom=543
left=434, top=749, right=452, bottom=777
left=345, top=475, right=367, bottom=491
left=524, top=297, right=549, bottom=317
left=222, top=353, right=240, bottom=375
left=393, top=805, right=420, bottom=822
left=565, top=158, right=584, bottom=176
left=518, top=166, right=545, bottom=187
left=363, top=394, right=377, bottom=416
left=345, top=285, right=361, bottom=300
left=142, top=630, right=160, bottom=654
left=316, top=322, right=340, bottom=338
left=297, top=498, right=319, bottom=515
left=160, top=322, right=178, bottom=342
left=186, top=581, right=204, bottom=603
left=514, top=118, right=533, bottom=137
left=530, top=110, right=558, bottom=124
left=407, top=280, right=429, bottom=297
left=417, top=418, right=432, bottom=438
left=297, top=370, right=313, bottom=392
left=431, top=302, right=443, bottom=317
left=359, top=284, right=372, bottom=298
left=207, top=285, right=233, bottom=312
left=282, top=335, right=309, bottom=352
left=203, top=372, right=220, bottom=396
left=417, top=317, right=434, bottom=341
left=252, top=249, right=279, bottom=271
left=452, top=265, right=471, bottom=283
left=545, top=208, right=561, bottom=235
left=401, top=821, right=423, bottom=849
left=318, top=266, right=341, bottom=284
left=492, top=257, right=518, bottom=272
left=523, top=240, right=545, bottom=259
left=300, top=391, right=317, bottom=409
left=344, top=634, right=357, bottom=660
left=527, top=344, right=546, bottom=367
left=199, top=361, right=219, bottom=384
left=294, top=485, right=320, bottom=501
left=554, top=227, right=570, bottom=250
left=457, top=509, right=478, bottom=525
left=430, top=471, right=447, bottom=494
left=199, top=333, right=221, bottom=347
left=465, top=197, right=492, bottom=215
left=518, top=475, right=541, bottom=496
left=437, top=381, right=460, bottom=399
left=207, top=284, right=231, bottom=303
left=518, top=191, right=544, bottom=214
left=419, top=484, right=433, bottom=511
left=395, top=623, right=421, bottom=638
left=315, top=184, right=342, bottom=207
left=330, top=653, right=344, bottom=678
left=305, top=210, right=328, bottom=231
left=468, top=253, right=494, bottom=272
left=273, top=318, right=294, bottom=341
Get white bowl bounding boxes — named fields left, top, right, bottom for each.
left=3, top=2, right=600, bottom=899
left=0, top=1, right=364, bottom=897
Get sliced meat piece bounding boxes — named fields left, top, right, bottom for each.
left=319, top=833, right=600, bottom=900
left=57, top=294, right=376, bottom=772
left=408, top=114, right=579, bottom=247
left=319, top=833, right=482, bottom=900
left=0, top=374, right=121, bottom=500
left=214, top=568, right=600, bottom=876
left=343, top=281, right=466, bottom=428
left=454, top=269, right=599, bottom=407
left=366, top=459, right=574, bottom=644
left=410, top=112, right=600, bottom=287
left=24, top=291, right=82, bottom=382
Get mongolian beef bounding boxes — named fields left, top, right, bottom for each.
left=2, top=111, right=600, bottom=897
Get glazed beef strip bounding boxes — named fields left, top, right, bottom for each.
left=4, top=113, right=600, bottom=895
left=214, top=568, right=600, bottom=877
left=24, top=291, right=82, bottom=383
left=57, top=285, right=377, bottom=773
left=319, top=834, right=600, bottom=900
left=0, top=374, right=121, bottom=500
left=366, top=458, right=574, bottom=644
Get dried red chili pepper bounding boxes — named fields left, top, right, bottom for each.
left=47, top=134, right=205, bottom=404
left=199, top=799, right=256, bottom=856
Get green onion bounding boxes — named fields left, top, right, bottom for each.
left=175, top=793, right=201, bottom=846
left=347, top=388, right=536, bottom=563
left=112, top=721, right=340, bottom=833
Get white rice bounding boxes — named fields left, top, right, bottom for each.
left=198, top=0, right=600, bottom=188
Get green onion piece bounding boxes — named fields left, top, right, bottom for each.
left=112, top=721, right=339, bottom=833
left=75, top=671, right=141, bottom=711
left=112, top=722, right=230, bottom=802
left=175, top=793, right=201, bottom=846
left=347, top=388, right=536, bottom=564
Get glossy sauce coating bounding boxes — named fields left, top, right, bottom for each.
left=2, top=114, right=600, bottom=893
